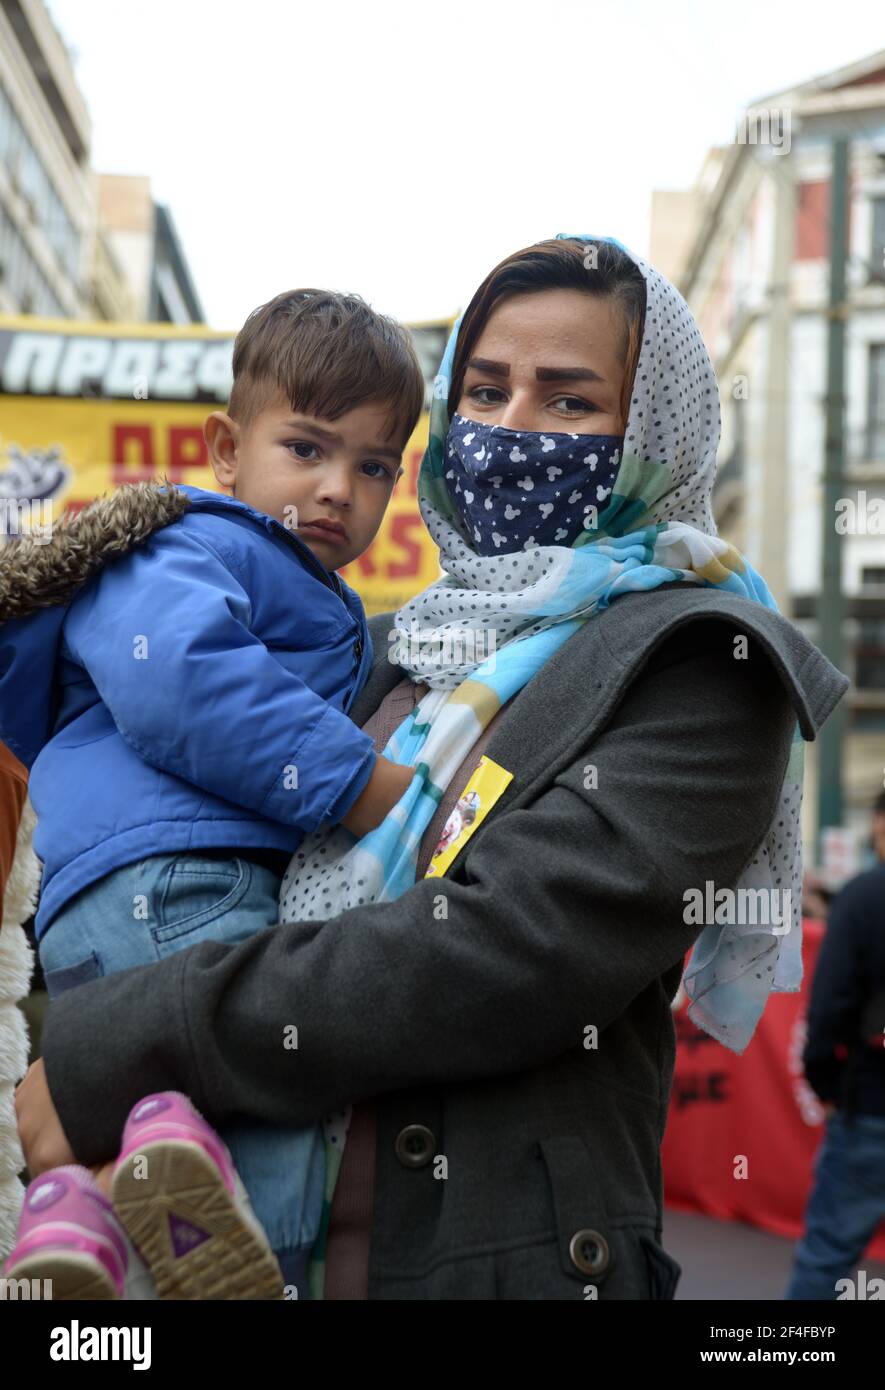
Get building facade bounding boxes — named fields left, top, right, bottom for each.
left=0, top=0, right=96, bottom=316
left=651, top=49, right=885, bottom=864
left=0, top=0, right=202, bottom=323
left=97, top=174, right=204, bottom=324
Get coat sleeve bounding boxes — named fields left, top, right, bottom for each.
left=42, top=626, right=798, bottom=1163
left=62, top=524, right=376, bottom=833
left=802, top=881, right=867, bottom=1103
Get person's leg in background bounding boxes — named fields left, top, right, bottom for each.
left=785, top=1111, right=885, bottom=1299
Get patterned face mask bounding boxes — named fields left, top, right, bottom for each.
left=444, top=413, right=623, bottom=553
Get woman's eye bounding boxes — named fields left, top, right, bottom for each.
left=469, top=386, right=507, bottom=405
left=286, top=441, right=319, bottom=460
left=552, top=396, right=596, bottom=414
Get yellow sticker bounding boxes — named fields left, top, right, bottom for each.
left=423, top=755, right=514, bottom=878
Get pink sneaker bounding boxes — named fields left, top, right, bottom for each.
left=4, top=1166, right=127, bottom=1299
left=110, top=1092, right=284, bottom=1300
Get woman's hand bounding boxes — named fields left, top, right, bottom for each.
left=14, top=1057, right=77, bottom=1175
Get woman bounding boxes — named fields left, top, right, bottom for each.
left=19, top=236, right=848, bottom=1299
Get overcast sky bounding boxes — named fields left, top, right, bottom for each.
left=46, top=0, right=885, bottom=331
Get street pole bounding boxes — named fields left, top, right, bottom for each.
left=817, top=136, right=848, bottom=855
left=759, top=154, right=793, bottom=612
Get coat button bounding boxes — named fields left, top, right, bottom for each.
left=568, top=1229, right=610, bottom=1277
left=394, top=1124, right=436, bottom=1168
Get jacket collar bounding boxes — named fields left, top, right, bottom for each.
left=0, top=482, right=351, bottom=624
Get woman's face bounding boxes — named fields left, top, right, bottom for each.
left=455, top=288, right=627, bottom=436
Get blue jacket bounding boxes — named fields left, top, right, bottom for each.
left=0, top=483, right=377, bottom=938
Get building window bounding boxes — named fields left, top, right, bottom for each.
left=856, top=619, right=885, bottom=691
left=862, top=566, right=885, bottom=590
left=872, top=196, right=885, bottom=274
left=868, top=345, right=885, bottom=459
left=0, top=205, right=65, bottom=316
left=0, top=82, right=12, bottom=162
left=794, top=178, right=856, bottom=263
left=0, top=78, right=81, bottom=287
left=795, top=181, right=830, bottom=261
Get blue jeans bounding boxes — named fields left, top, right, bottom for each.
left=785, top=1110, right=885, bottom=1299
left=38, top=852, right=324, bottom=1289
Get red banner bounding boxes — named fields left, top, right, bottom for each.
left=663, top=919, right=885, bottom=1261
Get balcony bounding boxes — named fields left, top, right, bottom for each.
left=845, top=424, right=885, bottom=478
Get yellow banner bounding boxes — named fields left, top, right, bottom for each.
left=0, top=313, right=446, bottom=617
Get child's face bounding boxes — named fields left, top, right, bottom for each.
left=205, top=390, right=405, bottom=570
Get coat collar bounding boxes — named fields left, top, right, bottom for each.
left=356, top=587, right=849, bottom=789
left=0, top=482, right=353, bottom=624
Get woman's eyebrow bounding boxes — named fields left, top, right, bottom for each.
left=467, top=358, right=509, bottom=377
left=535, top=366, right=606, bottom=384
left=466, top=359, right=606, bottom=385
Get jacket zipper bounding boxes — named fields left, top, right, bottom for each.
left=272, top=520, right=343, bottom=597
left=270, top=518, right=362, bottom=663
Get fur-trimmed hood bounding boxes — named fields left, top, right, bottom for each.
left=0, top=482, right=194, bottom=769
left=0, top=480, right=363, bottom=772
left=0, top=481, right=192, bottom=624
left=0, top=482, right=197, bottom=771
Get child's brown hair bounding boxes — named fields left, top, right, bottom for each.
left=229, top=289, right=425, bottom=448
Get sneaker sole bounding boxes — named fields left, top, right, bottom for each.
left=110, top=1139, right=285, bottom=1300
left=5, top=1248, right=119, bottom=1300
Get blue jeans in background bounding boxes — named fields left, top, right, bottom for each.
left=38, top=852, right=323, bottom=1294
left=785, top=1109, right=885, bottom=1299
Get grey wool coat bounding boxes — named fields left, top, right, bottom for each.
left=42, top=586, right=848, bottom=1299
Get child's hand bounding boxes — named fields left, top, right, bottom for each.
left=387, top=762, right=415, bottom=801
left=341, top=756, right=413, bottom=838
left=14, top=1057, right=78, bottom=1175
